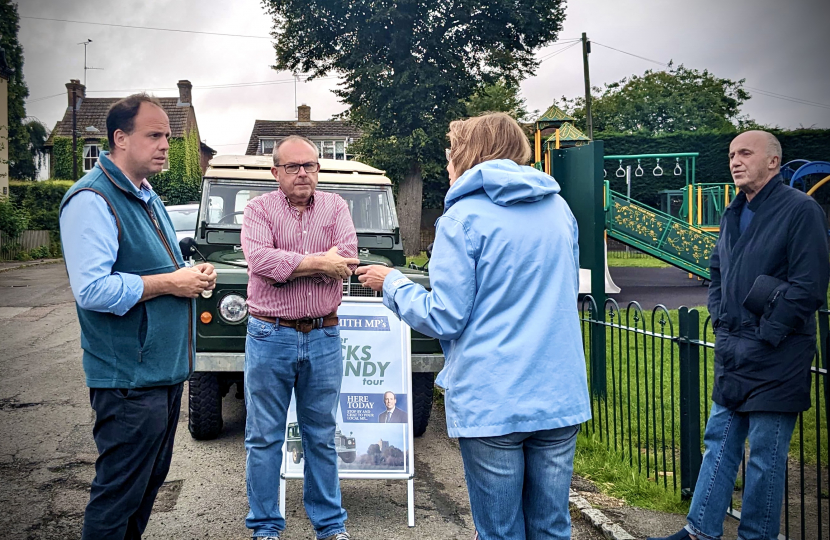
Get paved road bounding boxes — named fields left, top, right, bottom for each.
left=0, top=264, right=604, bottom=539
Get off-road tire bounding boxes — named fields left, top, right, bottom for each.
left=188, top=372, right=223, bottom=440
left=412, top=372, right=434, bottom=437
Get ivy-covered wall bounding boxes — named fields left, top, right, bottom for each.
left=50, top=129, right=202, bottom=204
left=52, top=137, right=108, bottom=180
left=149, top=129, right=202, bottom=204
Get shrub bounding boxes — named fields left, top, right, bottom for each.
left=0, top=198, right=29, bottom=238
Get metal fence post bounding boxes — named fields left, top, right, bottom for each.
left=679, top=307, right=702, bottom=498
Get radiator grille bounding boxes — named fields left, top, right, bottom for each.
left=342, top=278, right=382, bottom=298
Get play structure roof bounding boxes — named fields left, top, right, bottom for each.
left=543, top=122, right=591, bottom=148
left=536, top=104, right=574, bottom=128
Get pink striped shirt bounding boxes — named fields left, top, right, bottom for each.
left=242, top=189, right=358, bottom=319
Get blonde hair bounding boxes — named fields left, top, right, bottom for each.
left=447, top=112, right=532, bottom=178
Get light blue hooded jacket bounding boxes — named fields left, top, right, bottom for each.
left=382, top=159, right=591, bottom=438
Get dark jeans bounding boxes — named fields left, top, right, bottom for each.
left=81, top=383, right=183, bottom=540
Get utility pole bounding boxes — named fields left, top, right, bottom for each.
left=581, top=32, right=593, bottom=139
left=72, top=85, right=78, bottom=181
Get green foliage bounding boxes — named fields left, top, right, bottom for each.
left=51, top=137, right=107, bottom=180
left=561, top=65, right=754, bottom=135
left=465, top=80, right=534, bottom=122
left=24, top=120, right=49, bottom=179
left=1, top=0, right=35, bottom=181
left=597, top=129, right=830, bottom=207
left=263, top=0, right=567, bottom=238
left=9, top=180, right=73, bottom=231
left=149, top=130, right=202, bottom=204
left=0, top=196, right=28, bottom=237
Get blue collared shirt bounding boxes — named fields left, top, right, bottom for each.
left=59, top=179, right=154, bottom=316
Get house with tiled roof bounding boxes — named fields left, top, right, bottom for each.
left=246, top=104, right=362, bottom=160
left=44, top=79, right=215, bottom=180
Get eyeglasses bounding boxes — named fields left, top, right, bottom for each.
left=274, top=162, right=320, bottom=175
left=445, top=148, right=452, bottom=162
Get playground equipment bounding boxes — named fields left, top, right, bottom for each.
left=602, top=153, right=718, bottom=280
left=534, top=105, right=619, bottom=293
left=781, top=159, right=830, bottom=196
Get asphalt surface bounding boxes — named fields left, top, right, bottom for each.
left=606, top=266, right=710, bottom=311
left=0, top=264, right=605, bottom=540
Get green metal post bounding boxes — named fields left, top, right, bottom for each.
left=679, top=307, right=702, bottom=498
left=553, top=142, right=607, bottom=398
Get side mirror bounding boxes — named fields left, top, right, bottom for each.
left=426, top=242, right=434, bottom=260
left=179, top=237, right=197, bottom=260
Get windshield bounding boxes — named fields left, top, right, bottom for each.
left=166, top=206, right=199, bottom=232
left=202, top=182, right=397, bottom=231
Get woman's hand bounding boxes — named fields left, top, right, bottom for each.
left=355, top=265, right=394, bottom=292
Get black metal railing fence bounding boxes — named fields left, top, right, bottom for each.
left=581, top=297, right=830, bottom=540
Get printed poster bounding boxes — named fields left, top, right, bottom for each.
left=282, top=298, right=413, bottom=478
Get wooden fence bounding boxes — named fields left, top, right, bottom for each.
left=0, top=230, right=52, bottom=260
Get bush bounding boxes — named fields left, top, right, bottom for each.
left=9, top=180, right=74, bottom=231
left=27, top=245, right=51, bottom=259
left=0, top=198, right=29, bottom=238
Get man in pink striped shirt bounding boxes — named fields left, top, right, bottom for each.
left=241, top=135, right=358, bottom=540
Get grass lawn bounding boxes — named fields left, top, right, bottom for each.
left=406, top=252, right=429, bottom=268
left=606, top=250, right=670, bottom=268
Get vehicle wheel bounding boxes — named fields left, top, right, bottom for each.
left=340, top=451, right=356, bottom=464
left=412, top=372, right=434, bottom=437
left=188, top=372, right=223, bottom=440
left=292, top=448, right=302, bottom=464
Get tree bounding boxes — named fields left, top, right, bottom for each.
left=0, top=1, right=33, bottom=180
left=262, top=0, right=566, bottom=254
left=560, top=64, right=754, bottom=135
left=465, top=80, right=533, bottom=122
left=19, top=119, right=48, bottom=180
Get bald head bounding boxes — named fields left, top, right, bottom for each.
left=728, top=130, right=782, bottom=201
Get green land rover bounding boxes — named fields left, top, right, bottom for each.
left=181, top=155, right=444, bottom=440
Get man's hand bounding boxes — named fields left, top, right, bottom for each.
left=193, top=263, right=217, bottom=291
left=168, top=267, right=213, bottom=298
left=355, top=265, right=394, bottom=292
left=320, top=246, right=360, bottom=280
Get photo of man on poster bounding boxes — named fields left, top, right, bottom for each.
left=377, top=391, right=407, bottom=423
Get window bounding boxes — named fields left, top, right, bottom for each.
left=83, top=144, right=100, bottom=171
left=260, top=139, right=276, bottom=155
left=312, top=139, right=347, bottom=160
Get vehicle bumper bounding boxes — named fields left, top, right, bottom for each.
left=194, top=353, right=445, bottom=373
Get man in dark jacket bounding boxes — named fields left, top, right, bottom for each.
left=651, top=131, right=829, bottom=540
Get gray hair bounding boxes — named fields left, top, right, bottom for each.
left=764, top=132, right=782, bottom=163
left=272, top=135, right=319, bottom=166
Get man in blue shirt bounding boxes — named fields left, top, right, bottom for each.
left=60, top=94, right=216, bottom=540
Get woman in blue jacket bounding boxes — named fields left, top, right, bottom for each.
left=356, top=112, right=591, bottom=540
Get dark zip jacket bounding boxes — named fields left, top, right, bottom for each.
left=709, top=175, right=829, bottom=412
left=60, top=153, right=194, bottom=388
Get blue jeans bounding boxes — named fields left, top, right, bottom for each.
left=686, top=402, right=797, bottom=540
left=244, top=316, right=347, bottom=539
left=458, top=425, right=579, bottom=540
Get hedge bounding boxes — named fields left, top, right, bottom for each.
left=9, top=180, right=74, bottom=231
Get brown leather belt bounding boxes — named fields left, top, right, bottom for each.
left=252, top=312, right=338, bottom=333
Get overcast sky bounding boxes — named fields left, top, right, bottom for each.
left=19, top=0, right=830, bottom=157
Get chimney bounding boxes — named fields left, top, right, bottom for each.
left=177, top=80, right=192, bottom=106
left=65, top=79, right=85, bottom=110
left=297, top=104, right=311, bottom=123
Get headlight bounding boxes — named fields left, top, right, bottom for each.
left=218, top=293, right=248, bottom=323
